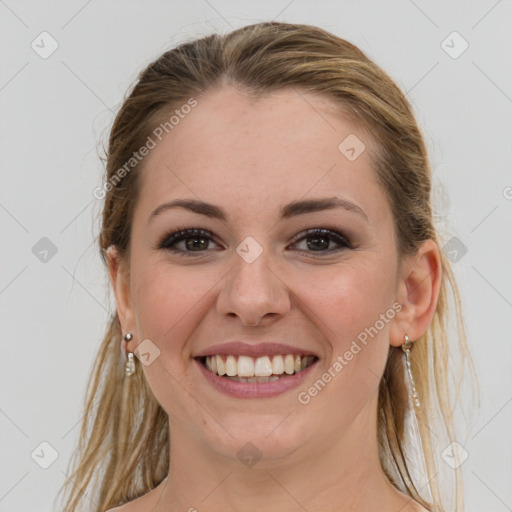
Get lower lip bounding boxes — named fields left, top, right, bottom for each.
left=195, top=358, right=317, bottom=398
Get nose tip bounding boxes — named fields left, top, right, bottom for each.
left=228, top=311, right=278, bottom=327
left=216, top=252, right=290, bottom=327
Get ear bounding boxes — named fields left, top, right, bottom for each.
left=389, top=239, right=442, bottom=347
left=106, top=246, right=135, bottom=349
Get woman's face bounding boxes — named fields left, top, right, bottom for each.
left=112, top=86, right=406, bottom=464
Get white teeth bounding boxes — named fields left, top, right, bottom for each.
left=216, top=355, right=226, bottom=376
left=272, top=355, right=284, bottom=375
left=254, top=356, right=272, bottom=377
left=284, top=354, right=295, bottom=375
left=225, top=355, right=237, bottom=376
left=203, top=353, right=316, bottom=379
left=237, top=355, right=255, bottom=377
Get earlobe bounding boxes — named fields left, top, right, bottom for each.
left=389, top=239, right=442, bottom=347
left=106, top=245, right=134, bottom=337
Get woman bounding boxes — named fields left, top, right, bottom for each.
left=60, top=21, right=475, bottom=512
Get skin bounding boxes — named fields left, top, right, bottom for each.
left=107, top=86, right=441, bottom=512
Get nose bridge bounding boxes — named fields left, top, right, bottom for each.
left=216, top=237, right=290, bottom=325
left=233, top=244, right=273, bottom=294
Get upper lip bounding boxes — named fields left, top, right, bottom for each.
left=194, top=341, right=319, bottom=359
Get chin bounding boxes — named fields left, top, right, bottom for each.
left=201, top=411, right=314, bottom=466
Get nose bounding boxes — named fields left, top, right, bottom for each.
left=216, top=247, right=291, bottom=327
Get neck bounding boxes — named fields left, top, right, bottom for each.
left=158, top=396, right=414, bottom=512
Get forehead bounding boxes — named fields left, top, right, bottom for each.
left=135, top=86, right=390, bottom=225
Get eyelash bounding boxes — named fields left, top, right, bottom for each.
left=156, top=227, right=353, bottom=257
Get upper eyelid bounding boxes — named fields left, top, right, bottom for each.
left=158, top=228, right=219, bottom=247
left=158, top=227, right=351, bottom=251
left=290, top=229, right=352, bottom=250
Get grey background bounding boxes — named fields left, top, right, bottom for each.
left=0, top=1, right=511, bottom=511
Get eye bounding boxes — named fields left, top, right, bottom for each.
left=156, top=227, right=353, bottom=256
left=157, top=228, right=221, bottom=255
left=290, top=228, right=353, bottom=254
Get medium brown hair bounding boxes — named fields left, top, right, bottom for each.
left=59, top=21, right=477, bottom=511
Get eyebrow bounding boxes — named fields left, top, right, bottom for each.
left=149, top=196, right=368, bottom=223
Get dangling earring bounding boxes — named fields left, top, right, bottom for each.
left=123, top=333, right=135, bottom=377
left=401, top=334, right=420, bottom=409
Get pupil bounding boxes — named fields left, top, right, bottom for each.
left=186, top=237, right=208, bottom=250
left=307, top=236, right=329, bottom=251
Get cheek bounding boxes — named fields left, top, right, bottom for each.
left=293, top=257, right=396, bottom=398
left=129, top=262, right=219, bottom=421
left=131, top=261, right=224, bottom=357
left=297, top=258, right=397, bottom=340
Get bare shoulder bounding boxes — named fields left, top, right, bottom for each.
left=388, top=485, right=430, bottom=512
left=392, top=491, right=430, bottom=512
left=105, top=500, right=145, bottom=512
left=105, top=482, right=165, bottom=512
left=105, top=497, right=152, bottom=512
left=403, top=501, right=430, bottom=512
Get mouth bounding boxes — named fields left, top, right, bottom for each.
left=193, top=341, right=320, bottom=398
left=197, top=354, right=318, bottom=383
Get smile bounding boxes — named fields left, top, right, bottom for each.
left=195, top=352, right=319, bottom=398
left=201, top=354, right=317, bottom=382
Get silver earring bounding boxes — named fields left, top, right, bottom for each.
left=123, top=333, right=135, bottom=376
left=401, top=334, right=420, bottom=409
